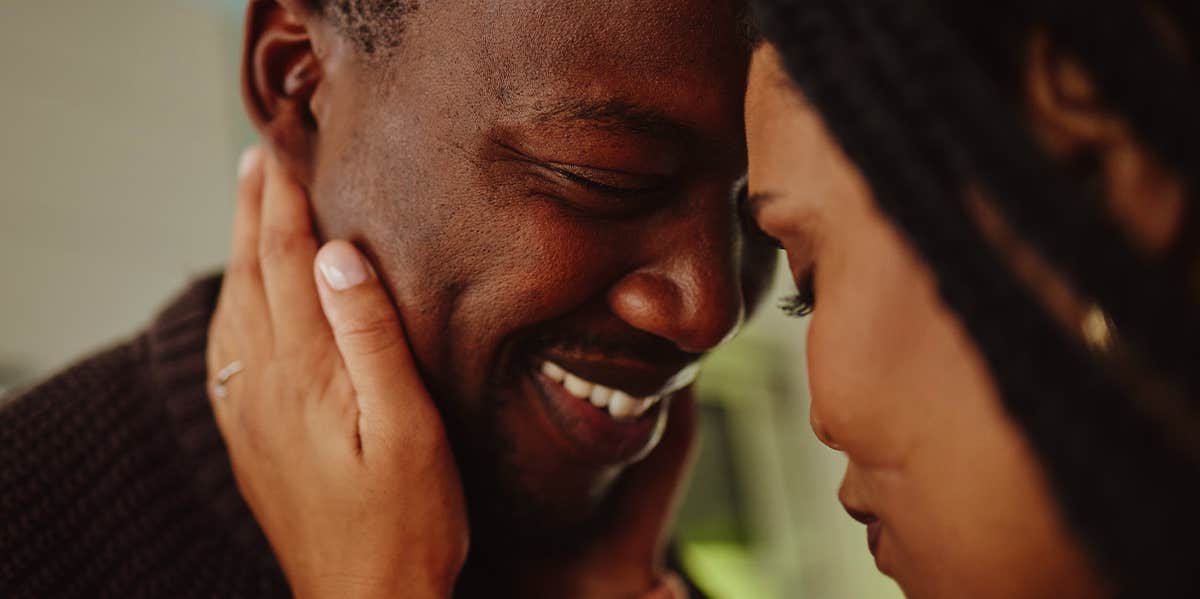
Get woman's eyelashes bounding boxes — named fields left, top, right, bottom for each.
left=780, top=269, right=816, bottom=318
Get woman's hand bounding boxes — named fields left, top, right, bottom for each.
left=206, top=147, right=468, bottom=599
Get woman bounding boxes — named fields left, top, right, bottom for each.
left=746, top=1, right=1198, bottom=596
left=207, top=0, right=1198, bottom=597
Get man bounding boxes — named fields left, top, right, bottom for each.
left=0, top=0, right=773, bottom=596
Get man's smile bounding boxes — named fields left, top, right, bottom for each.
left=522, top=353, right=700, bottom=465
left=541, top=360, right=668, bottom=420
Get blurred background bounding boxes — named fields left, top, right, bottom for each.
left=0, top=2, right=900, bottom=597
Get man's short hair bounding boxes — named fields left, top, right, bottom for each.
left=312, top=0, right=418, bottom=54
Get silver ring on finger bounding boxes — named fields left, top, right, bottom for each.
left=212, top=360, right=245, bottom=400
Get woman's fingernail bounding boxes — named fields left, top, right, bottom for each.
left=318, top=243, right=371, bottom=291
left=238, top=146, right=262, bottom=178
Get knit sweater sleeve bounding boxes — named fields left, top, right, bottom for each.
left=0, top=278, right=291, bottom=598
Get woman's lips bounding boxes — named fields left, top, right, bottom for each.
left=843, top=504, right=887, bottom=567
left=867, top=520, right=883, bottom=556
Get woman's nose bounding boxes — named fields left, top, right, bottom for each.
left=810, top=403, right=843, bottom=451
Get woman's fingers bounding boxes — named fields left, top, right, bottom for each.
left=207, top=150, right=469, bottom=595
left=258, top=153, right=329, bottom=352
left=313, top=241, right=434, bottom=454
left=225, top=146, right=271, bottom=349
left=210, top=147, right=271, bottom=440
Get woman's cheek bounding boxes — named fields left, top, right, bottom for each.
left=806, top=304, right=920, bottom=468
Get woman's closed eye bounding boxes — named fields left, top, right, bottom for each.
left=733, top=175, right=815, bottom=317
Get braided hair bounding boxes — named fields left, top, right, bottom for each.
left=750, top=0, right=1200, bottom=595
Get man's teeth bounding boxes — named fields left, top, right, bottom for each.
left=589, top=385, right=613, bottom=408
left=609, top=392, right=642, bottom=419
left=539, top=361, right=662, bottom=420
left=563, top=373, right=593, bottom=398
left=542, top=361, right=567, bottom=381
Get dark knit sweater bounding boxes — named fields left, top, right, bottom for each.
left=0, top=276, right=291, bottom=598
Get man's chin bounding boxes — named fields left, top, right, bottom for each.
left=446, top=350, right=678, bottom=556
left=461, top=462, right=621, bottom=557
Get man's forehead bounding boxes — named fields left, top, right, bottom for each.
left=416, top=0, right=749, bottom=72
left=363, top=0, right=750, bottom=152
left=467, top=0, right=743, bottom=33
left=469, top=0, right=745, bottom=128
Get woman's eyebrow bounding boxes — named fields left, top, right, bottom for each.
left=746, top=190, right=784, bottom=217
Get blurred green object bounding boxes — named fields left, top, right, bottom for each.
left=683, top=542, right=778, bottom=599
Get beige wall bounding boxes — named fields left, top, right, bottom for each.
left=0, top=1, right=247, bottom=385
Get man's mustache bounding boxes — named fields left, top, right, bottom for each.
left=524, top=328, right=702, bottom=367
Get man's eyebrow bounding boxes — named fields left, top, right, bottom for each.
left=530, top=97, right=695, bottom=141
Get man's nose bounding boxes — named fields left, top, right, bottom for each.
left=607, top=224, right=746, bottom=355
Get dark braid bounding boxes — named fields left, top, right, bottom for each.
left=752, top=0, right=1200, bottom=595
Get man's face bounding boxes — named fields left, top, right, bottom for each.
left=305, top=0, right=773, bottom=540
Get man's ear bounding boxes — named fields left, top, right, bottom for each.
left=242, top=0, right=325, bottom=187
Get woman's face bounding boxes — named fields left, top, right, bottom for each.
left=744, top=45, right=1105, bottom=599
